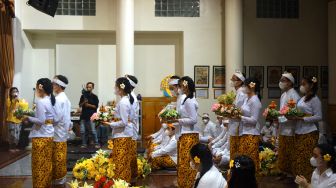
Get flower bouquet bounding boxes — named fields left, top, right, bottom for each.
left=212, top=91, right=241, bottom=118
left=13, top=99, right=35, bottom=119
left=159, top=108, right=179, bottom=123
left=137, top=155, right=151, bottom=178
left=262, top=101, right=280, bottom=121
left=259, top=147, right=280, bottom=176
left=91, top=105, right=116, bottom=128
left=279, top=99, right=305, bottom=119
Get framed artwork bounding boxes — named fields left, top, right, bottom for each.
left=249, top=66, right=264, bottom=88
left=214, top=89, right=225, bottom=99
left=284, top=66, right=300, bottom=88
left=267, top=66, right=282, bottom=88
left=321, top=66, right=328, bottom=89
left=195, top=88, right=209, bottom=99
left=303, top=66, right=318, bottom=80
left=213, top=66, right=225, bottom=88
left=268, top=88, right=281, bottom=99
left=194, top=66, right=210, bottom=88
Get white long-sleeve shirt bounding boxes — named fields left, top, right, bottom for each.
left=131, top=92, right=139, bottom=140
left=279, top=88, right=300, bottom=136
left=212, top=127, right=229, bottom=150
left=211, top=125, right=226, bottom=145
left=229, top=87, right=247, bottom=136
left=28, top=96, right=57, bottom=138
left=196, top=166, right=227, bottom=188
left=177, top=97, right=198, bottom=136
left=295, top=96, right=322, bottom=135
left=54, top=92, right=72, bottom=142
left=109, top=96, right=134, bottom=138
left=239, top=95, right=261, bottom=136
left=152, top=135, right=178, bottom=164
left=196, top=121, right=217, bottom=143
left=311, top=168, right=336, bottom=188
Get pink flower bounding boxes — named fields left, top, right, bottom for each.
left=279, top=105, right=289, bottom=115
left=211, top=103, right=221, bottom=112
left=263, top=108, right=269, bottom=117
left=90, top=113, right=99, bottom=121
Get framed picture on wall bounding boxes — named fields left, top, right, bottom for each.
left=213, top=66, right=225, bottom=88
left=303, top=66, right=318, bottom=80
left=194, top=66, right=210, bottom=88
left=284, top=66, right=300, bottom=88
left=195, top=88, right=209, bottom=99
left=249, top=66, right=264, bottom=88
left=268, top=88, right=281, bottom=99
left=267, top=66, right=282, bottom=88
left=214, top=89, right=225, bottom=99
left=321, top=66, right=328, bottom=89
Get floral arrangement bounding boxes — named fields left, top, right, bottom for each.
left=137, top=155, right=151, bottom=178
left=212, top=91, right=241, bottom=118
left=279, top=99, right=305, bottom=118
left=72, top=150, right=115, bottom=181
left=68, top=178, right=140, bottom=188
left=159, top=109, right=179, bottom=123
left=90, top=105, right=116, bottom=127
left=259, top=147, right=280, bottom=176
left=13, top=99, right=35, bottom=119
left=262, top=101, right=280, bottom=121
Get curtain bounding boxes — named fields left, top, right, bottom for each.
left=0, top=0, right=15, bottom=144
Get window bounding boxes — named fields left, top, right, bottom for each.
left=155, top=0, right=200, bottom=17
left=56, top=0, right=96, bottom=16
left=257, top=0, right=299, bottom=19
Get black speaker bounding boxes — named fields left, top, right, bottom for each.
left=27, top=0, right=59, bottom=17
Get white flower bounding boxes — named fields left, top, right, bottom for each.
left=312, top=77, right=317, bottom=83
left=182, top=80, right=188, bottom=87
left=235, top=161, right=241, bottom=168
left=120, top=83, right=125, bottom=89
left=38, top=84, right=43, bottom=90
left=249, top=82, right=256, bottom=88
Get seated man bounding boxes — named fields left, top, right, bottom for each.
left=146, top=123, right=169, bottom=155
left=196, top=113, right=218, bottom=144
left=211, top=123, right=229, bottom=156
left=150, top=124, right=177, bottom=170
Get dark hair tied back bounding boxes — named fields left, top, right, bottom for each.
left=180, top=76, right=196, bottom=105
left=302, top=76, right=318, bottom=102
left=116, top=77, right=134, bottom=105
left=37, top=78, right=55, bottom=106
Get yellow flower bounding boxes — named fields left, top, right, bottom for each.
left=82, top=182, right=93, bottom=188
left=108, top=140, right=114, bottom=150
left=95, top=174, right=102, bottom=181
left=229, top=160, right=234, bottom=169
left=194, top=156, right=200, bottom=164
left=67, top=179, right=79, bottom=188
left=324, top=154, right=332, bottom=162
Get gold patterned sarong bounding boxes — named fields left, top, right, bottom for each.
left=131, top=140, right=138, bottom=178
left=230, top=136, right=240, bottom=160
left=151, top=155, right=176, bottom=170
left=177, top=133, right=199, bottom=188
left=111, top=137, right=132, bottom=183
left=293, top=131, right=318, bottom=179
left=32, top=137, right=53, bottom=188
left=238, top=135, right=260, bottom=172
left=278, top=135, right=294, bottom=174
left=52, top=142, right=67, bottom=185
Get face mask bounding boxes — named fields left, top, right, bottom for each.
left=178, top=88, right=183, bottom=95
left=202, top=119, right=209, bottom=124
left=300, top=86, right=307, bottom=94
left=230, top=81, right=235, bottom=87
left=279, top=82, right=286, bottom=90
left=164, top=129, right=170, bottom=136
left=162, top=124, right=168, bottom=129
left=190, top=161, right=197, bottom=170
left=310, top=157, right=318, bottom=167
left=242, top=87, right=249, bottom=94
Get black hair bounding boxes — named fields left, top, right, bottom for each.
left=190, top=143, right=213, bottom=188
left=180, top=76, right=196, bottom=105
left=243, top=77, right=261, bottom=101
left=316, top=144, right=336, bottom=173
left=86, top=82, right=95, bottom=88
left=170, top=75, right=180, bottom=80
left=9, top=87, right=18, bottom=102
left=126, top=75, right=138, bottom=90
left=302, top=76, right=318, bottom=102
left=228, top=155, right=257, bottom=188
left=37, top=78, right=56, bottom=106
left=55, top=75, right=69, bottom=90
left=116, top=77, right=134, bottom=105
left=237, top=73, right=246, bottom=87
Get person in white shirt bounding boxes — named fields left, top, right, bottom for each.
left=212, top=124, right=230, bottom=167
left=190, top=143, right=227, bottom=188
left=125, top=74, right=139, bottom=179
left=150, top=124, right=177, bottom=170
left=260, top=122, right=276, bottom=145
left=295, top=144, right=336, bottom=188
left=209, top=116, right=225, bottom=146
left=236, top=78, right=262, bottom=172
left=102, top=77, right=135, bottom=183
left=211, top=123, right=229, bottom=156
left=277, top=72, right=301, bottom=177
left=228, top=71, right=247, bottom=160
left=196, top=113, right=217, bottom=144
left=24, top=78, right=58, bottom=188
left=292, top=76, right=322, bottom=180
left=52, top=75, right=72, bottom=186
left=174, top=76, right=199, bottom=188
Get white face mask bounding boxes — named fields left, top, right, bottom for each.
left=242, top=87, right=249, bottom=94
left=178, top=88, right=183, bottom=95
left=300, top=85, right=307, bottom=94
left=190, top=161, right=197, bottom=170
left=230, top=81, right=235, bottom=87
left=164, top=129, right=170, bottom=136
left=310, top=157, right=318, bottom=167
left=162, top=124, right=168, bottom=129
left=279, top=82, right=286, bottom=90
left=202, top=119, right=209, bottom=125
